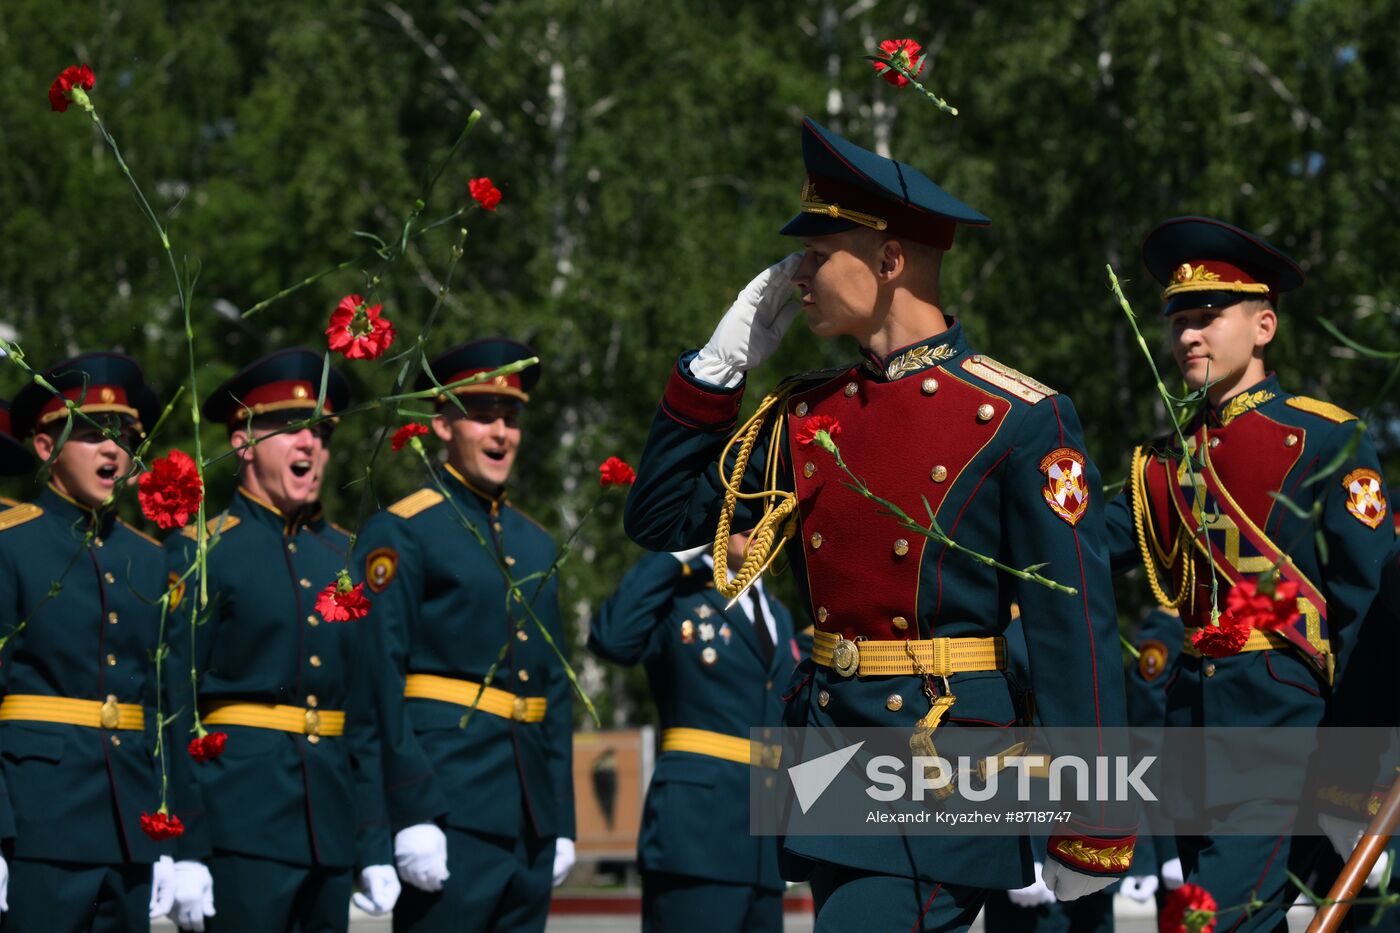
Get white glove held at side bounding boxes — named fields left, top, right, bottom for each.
left=1319, top=813, right=1389, bottom=889
left=149, top=855, right=175, bottom=919
left=0, top=853, right=9, bottom=913
left=170, top=860, right=215, bottom=932
left=395, top=823, right=450, bottom=892
left=1042, top=859, right=1116, bottom=902
left=1120, top=874, right=1159, bottom=903
left=1006, top=862, right=1057, bottom=907
left=552, top=837, right=576, bottom=888
left=1160, top=856, right=1184, bottom=890
left=352, top=864, right=401, bottom=915
left=690, top=254, right=802, bottom=388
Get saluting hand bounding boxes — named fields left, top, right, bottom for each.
left=690, top=253, right=803, bottom=388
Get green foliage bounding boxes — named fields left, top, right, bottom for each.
left=3, top=0, right=1397, bottom=726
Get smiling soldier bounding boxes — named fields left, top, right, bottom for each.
left=164, top=349, right=395, bottom=932
left=353, top=338, right=575, bottom=933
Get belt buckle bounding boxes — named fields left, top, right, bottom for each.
left=304, top=708, right=322, bottom=737
left=511, top=696, right=529, bottom=722
left=100, top=695, right=120, bottom=730
left=831, top=639, right=860, bottom=677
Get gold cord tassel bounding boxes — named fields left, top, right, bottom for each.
left=711, top=387, right=799, bottom=599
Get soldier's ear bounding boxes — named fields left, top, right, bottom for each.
left=229, top=429, right=254, bottom=465
left=878, top=239, right=905, bottom=280
left=31, top=431, right=53, bottom=462
left=431, top=411, right=454, bottom=443
left=1253, top=306, right=1278, bottom=349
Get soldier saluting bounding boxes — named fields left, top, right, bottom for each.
left=623, top=118, right=1135, bottom=931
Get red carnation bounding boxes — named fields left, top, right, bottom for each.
left=1190, top=612, right=1252, bottom=659
left=795, top=415, right=842, bottom=448
left=326, top=295, right=396, bottom=361
left=1159, top=882, right=1217, bottom=933
left=316, top=576, right=371, bottom=623
left=599, top=456, right=636, bottom=488
left=872, top=39, right=925, bottom=88
left=391, top=423, right=430, bottom=452
left=49, top=64, right=95, bottom=113
left=187, top=731, right=228, bottom=764
left=138, top=449, right=203, bottom=531
left=1224, top=577, right=1300, bottom=633
left=469, top=177, right=502, bottom=212
left=140, top=809, right=185, bottom=841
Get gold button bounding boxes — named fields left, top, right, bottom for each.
left=309, top=655, right=322, bottom=667
left=493, top=522, right=503, bottom=532
left=110, top=735, right=121, bottom=747
left=976, top=404, right=995, bottom=422
left=795, top=402, right=809, bottom=416
left=104, top=572, right=115, bottom=584
left=1285, top=434, right=1298, bottom=447
left=518, top=670, right=530, bottom=682
left=516, top=629, right=529, bottom=641
left=505, top=555, right=517, bottom=566
left=970, top=355, right=982, bottom=363
left=1209, top=437, right=1221, bottom=448
left=764, top=776, right=775, bottom=788
left=94, top=538, right=104, bottom=548
left=818, top=690, right=830, bottom=708
left=300, top=578, right=312, bottom=588
left=287, top=542, right=297, bottom=554
left=803, top=462, right=815, bottom=478
left=307, top=734, right=321, bottom=745
left=1205, top=663, right=1216, bottom=677
left=306, top=695, right=318, bottom=708
left=893, top=539, right=910, bottom=557
left=844, top=382, right=858, bottom=397
left=810, top=532, right=823, bottom=550
left=101, top=695, right=120, bottom=729
left=920, top=377, right=939, bottom=395
left=930, top=465, right=948, bottom=483
left=886, top=694, right=904, bottom=712
left=106, top=653, right=117, bottom=666
left=307, top=614, right=318, bottom=626
left=892, top=616, right=908, bottom=631
left=108, top=612, right=118, bottom=625
left=765, top=680, right=773, bottom=690
left=817, top=607, right=828, bottom=623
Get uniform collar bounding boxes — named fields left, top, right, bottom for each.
left=234, top=486, right=324, bottom=536
left=442, top=462, right=509, bottom=515
left=38, top=483, right=118, bottom=538
left=1209, top=373, right=1283, bottom=427
left=860, top=317, right=970, bottom=382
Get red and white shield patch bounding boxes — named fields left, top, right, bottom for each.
left=1039, top=448, right=1090, bottom=526
left=1343, top=468, right=1388, bottom=529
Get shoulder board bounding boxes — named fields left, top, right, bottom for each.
left=778, top=366, right=853, bottom=390
left=117, top=519, right=161, bottom=548
left=0, top=497, right=18, bottom=508
left=1285, top=396, right=1357, bottom=424
left=960, top=355, right=1058, bottom=405
left=388, top=489, right=444, bottom=519
left=0, top=503, right=42, bottom=533
left=181, top=514, right=241, bottom=540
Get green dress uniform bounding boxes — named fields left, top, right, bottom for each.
left=165, top=352, right=389, bottom=932
left=589, top=552, right=801, bottom=933
left=1103, top=218, right=1396, bottom=932
left=624, top=119, right=1136, bottom=933
left=0, top=354, right=196, bottom=932
left=353, top=339, right=574, bottom=933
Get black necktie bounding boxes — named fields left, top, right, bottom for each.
left=748, top=590, right=775, bottom=665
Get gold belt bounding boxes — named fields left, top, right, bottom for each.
left=1181, top=627, right=1300, bottom=657
left=0, top=694, right=144, bottom=730
left=812, top=630, right=1006, bottom=677
left=404, top=673, right=546, bottom=723
left=201, top=702, right=345, bottom=741
left=661, top=727, right=783, bottom=769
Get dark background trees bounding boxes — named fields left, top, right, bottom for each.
left=4, top=0, right=1397, bottom=726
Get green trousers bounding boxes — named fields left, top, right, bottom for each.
left=2, top=858, right=149, bottom=933
left=205, top=851, right=352, bottom=933
left=641, top=870, right=783, bottom=933
left=393, top=826, right=554, bottom=933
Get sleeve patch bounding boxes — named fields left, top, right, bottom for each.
left=365, top=547, right=399, bottom=593
left=1343, top=468, right=1388, bottom=529
left=1137, top=639, right=1168, bottom=681
left=1039, top=448, right=1089, bottom=526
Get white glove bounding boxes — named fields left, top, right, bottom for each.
left=149, top=855, right=176, bottom=919
left=1319, top=813, right=1390, bottom=889
left=690, top=254, right=802, bottom=388
left=1006, top=862, right=1057, bottom=907
left=352, top=864, right=401, bottom=916
left=553, top=837, right=576, bottom=888
left=170, top=860, right=214, bottom=931
left=1120, top=874, right=1159, bottom=903
left=395, top=823, right=450, bottom=892
left=1160, top=857, right=1184, bottom=890
left=0, top=853, right=8, bottom=913
left=670, top=544, right=710, bottom=565
left=1042, top=858, right=1116, bottom=901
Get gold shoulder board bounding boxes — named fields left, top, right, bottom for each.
left=960, top=355, right=1058, bottom=405
left=1286, top=396, right=1357, bottom=424
left=0, top=503, right=42, bottom=533
left=388, top=489, right=444, bottom=519
left=118, top=520, right=162, bottom=548
left=181, top=514, right=241, bottom=540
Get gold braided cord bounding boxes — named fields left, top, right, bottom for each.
left=712, top=387, right=800, bottom=599
left=1131, top=446, right=1188, bottom=609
